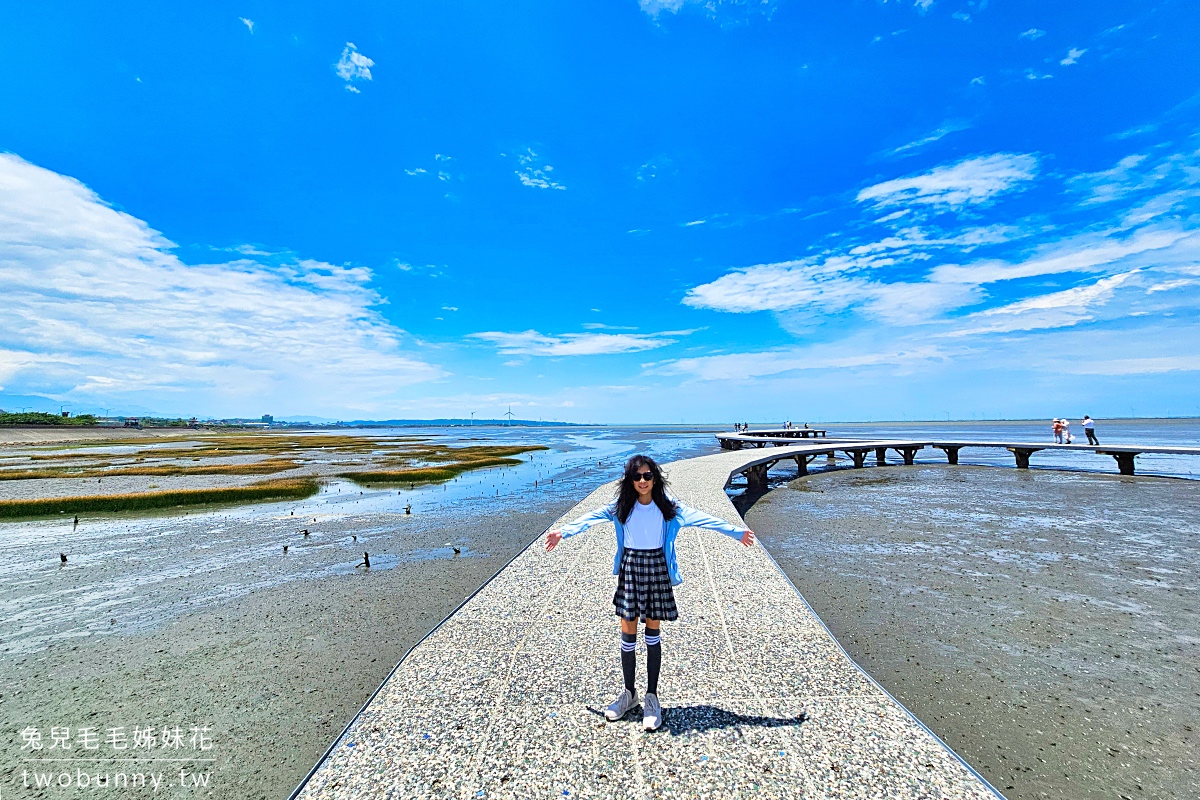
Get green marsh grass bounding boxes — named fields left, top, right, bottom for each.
left=0, top=478, right=319, bottom=519
left=0, top=458, right=300, bottom=481
left=339, top=453, right=539, bottom=485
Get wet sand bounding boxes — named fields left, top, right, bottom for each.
left=1, top=503, right=574, bottom=799
left=744, top=465, right=1199, bottom=800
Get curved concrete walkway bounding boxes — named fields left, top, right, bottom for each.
left=294, top=446, right=1002, bottom=799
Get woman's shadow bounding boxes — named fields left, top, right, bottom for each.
left=587, top=704, right=808, bottom=736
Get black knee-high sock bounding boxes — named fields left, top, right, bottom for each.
left=645, top=627, right=661, bottom=696
left=620, top=631, right=637, bottom=693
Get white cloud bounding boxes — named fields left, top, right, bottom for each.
left=884, top=120, right=971, bottom=159
left=970, top=76, right=986, bottom=86
left=849, top=225, right=1015, bottom=255
left=680, top=131, right=1200, bottom=344
left=646, top=342, right=951, bottom=381
left=639, top=0, right=685, bottom=15
left=1019, top=28, right=1045, bottom=40
left=1025, top=69, right=1053, bottom=81
left=637, top=156, right=674, bottom=182
left=1113, top=123, right=1158, bottom=140
left=404, top=168, right=427, bottom=176
left=914, top=0, right=935, bottom=14
left=1146, top=278, right=1197, bottom=294
left=1060, top=48, right=1087, bottom=66
left=581, top=323, right=638, bottom=331
left=442, top=306, right=458, bottom=311
left=638, top=0, right=778, bottom=20
left=682, top=258, right=981, bottom=321
left=1067, top=150, right=1199, bottom=207
left=468, top=329, right=690, bottom=356
left=0, top=153, right=443, bottom=414
left=335, top=43, right=374, bottom=92
left=515, top=148, right=565, bottom=190
left=930, top=228, right=1191, bottom=284
left=952, top=11, right=971, bottom=22
left=239, top=17, right=254, bottom=33
left=952, top=271, right=1141, bottom=334
left=857, top=153, right=1038, bottom=209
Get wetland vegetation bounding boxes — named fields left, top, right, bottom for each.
left=0, top=430, right=547, bottom=517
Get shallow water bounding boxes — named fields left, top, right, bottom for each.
left=746, top=465, right=1200, bottom=800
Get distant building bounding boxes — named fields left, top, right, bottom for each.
left=123, top=417, right=140, bottom=428
left=262, top=414, right=274, bottom=424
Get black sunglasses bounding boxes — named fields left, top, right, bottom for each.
left=632, top=471, right=654, bottom=482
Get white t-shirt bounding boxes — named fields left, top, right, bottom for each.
left=624, top=499, right=665, bottom=549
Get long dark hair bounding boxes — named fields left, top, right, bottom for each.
left=615, top=454, right=677, bottom=524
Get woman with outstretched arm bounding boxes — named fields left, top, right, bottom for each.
left=545, top=454, right=755, bottom=731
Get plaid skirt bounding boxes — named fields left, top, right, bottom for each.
left=613, top=547, right=678, bottom=622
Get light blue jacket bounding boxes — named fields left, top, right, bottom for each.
left=558, top=498, right=748, bottom=586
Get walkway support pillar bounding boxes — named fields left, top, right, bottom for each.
left=937, top=446, right=961, bottom=465
left=1008, top=447, right=1041, bottom=469
left=744, top=463, right=771, bottom=488
left=897, top=446, right=922, bottom=465
left=846, top=449, right=868, bottom=468
left=794, top=455, right=808, bottom=476
left=875, top=447, right=887, bottom=466
left=1102, top=451, right=1137, bottom=475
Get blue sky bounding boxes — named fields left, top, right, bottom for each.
left=1, top=1, right=1198, bottom=422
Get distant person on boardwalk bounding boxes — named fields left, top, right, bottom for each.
left=1083, top=415, right=1099, bottom=445
left=1062, top=418, right=1072, bottom=444
left=1052, top=418, right=1063, bottom=444
left=545, top=455, right=755, bottom=732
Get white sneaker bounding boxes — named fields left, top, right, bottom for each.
left=642, top=693, right=662, bottom=731
left=605, top=689, right=638, bottom=721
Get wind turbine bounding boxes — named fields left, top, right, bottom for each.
left=504, top=406, right=515, bottom=426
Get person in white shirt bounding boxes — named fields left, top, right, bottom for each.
left=546, top=455, right=754, bottom=731
left=1083, top=415, right=1099, bottom=445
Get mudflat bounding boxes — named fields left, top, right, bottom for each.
left=1, top=495, right=573, bottom=799
left=745, top=465, right=1199, bottom=800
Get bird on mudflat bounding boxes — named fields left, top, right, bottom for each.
left=356, top=552, right=371, bottom=568
left=283, top=544, right=289, bottom=554
left=302, top=529, right=310, bottom=537
left=445, top=543, right=461, bottom=555
left=60, top=553, right=67, bottom=564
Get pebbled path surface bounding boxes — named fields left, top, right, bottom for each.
left=295, top=446, right=1001, bottom=799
